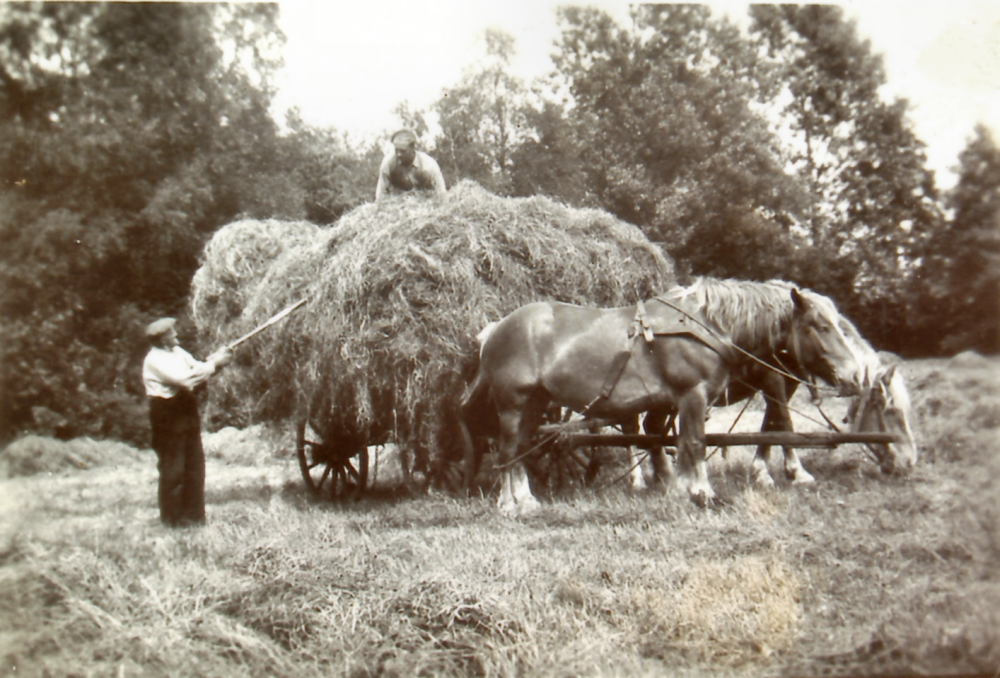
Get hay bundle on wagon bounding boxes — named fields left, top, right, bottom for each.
left=190, top=180, right=675, bottom=496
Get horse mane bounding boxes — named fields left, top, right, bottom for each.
left=823, top=298, right=882, bottom=388
left=885, top=368, right=913, bottom=414
left=665, top=277, right=804, bottom=353
left=830, top=308, right=915, bottom=448
left=819, top=303, right=913, bottom=417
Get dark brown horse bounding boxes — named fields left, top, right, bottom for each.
left=465, top=278, right=866, bottom=516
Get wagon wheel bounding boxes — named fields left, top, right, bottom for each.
left=529, top=444, right=603, bottom=492
left=525, top=411, right=605, bottom=494
left=296, top=418, right=370, bottom=500
left=432, top=452, right=470, bottom=495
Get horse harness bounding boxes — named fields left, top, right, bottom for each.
left=593, top=297, right=810, bottom=408
left=591, top=298, right=738, bottom=406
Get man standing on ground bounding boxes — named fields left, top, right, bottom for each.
left=375, top=128, right=447, bottom=200
left=142, top=318, right=232, bottom=527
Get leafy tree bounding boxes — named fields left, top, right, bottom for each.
left=913, top=124, right=1000, bottom=354
left=750, top=5, right=941, bottom=349
left=508, top=97, right=591, bottom=205
left=433, top=28, right=528, bottom=194
left=392, top=101, right=430, bottom=140
left=280, top=109, right=384, bottom=223
left=548, top=5, right=811, bottom=281
left=0, top=3, right=286, bottom=443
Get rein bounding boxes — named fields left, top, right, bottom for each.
left=492, top=424, right=569, bottom=470
left=850, top=380, right=890, bottom=465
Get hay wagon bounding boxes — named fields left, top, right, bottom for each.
left=191, top=183, right=679, bottom=500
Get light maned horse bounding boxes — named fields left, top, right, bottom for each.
left=628, top=284, right=871, bottom=489
left=848, top=363, right=918, bottom=473
left=629, top=309, right=918, bottom=489
left=467, top=278, right=864, bottom=516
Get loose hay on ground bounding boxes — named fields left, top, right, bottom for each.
left=0, top=436, right=145, bottom=478
left=633, top=554, right=802, bottom=664
left=191, top=182, right=675, bottom=479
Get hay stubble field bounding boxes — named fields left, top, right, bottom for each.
left=1, top=353, right=998, bottom=677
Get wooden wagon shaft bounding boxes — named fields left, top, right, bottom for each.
left=541, top=431, right=901, bottom=450
left=538, top=417, right=621, bottom=434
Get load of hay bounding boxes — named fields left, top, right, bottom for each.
left=190, top=181, right=675, bottom=479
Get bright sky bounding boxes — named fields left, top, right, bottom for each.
left=272, top=1, right=1000, bottom=189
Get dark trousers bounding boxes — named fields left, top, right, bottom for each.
left=149, top=391, right=205, bottom=526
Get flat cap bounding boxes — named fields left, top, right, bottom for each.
left=391, top=128, right=417, bottom=148
left=145, top=317, right=177, bottom=338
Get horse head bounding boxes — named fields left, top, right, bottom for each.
left=849, top=364, right=918, bottom=474
left=787, top=288, right=864, bottom=397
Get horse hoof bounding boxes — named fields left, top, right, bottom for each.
left=630, top=478, right=649, bottom=492
left=752, top=460, right=774, bottom=488
left=690, top=489, right=715, bottom=508
left=754, top=472, right=776, bottom=488
left=519, top=497, right=541, bottom=515
left=790, top=472, right=815, bottom=485
left=880, top=460, right=900, bottom=475
left=498, top=498, right=540, bottom=518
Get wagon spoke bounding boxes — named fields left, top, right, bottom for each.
left=567, top=449, right=590, bottom=470
left=343, top=461, right=360, bottom=482
left=296, top=418, right=372, bottom=500
left=332, top=466, right=346, bottom=497
left=350, top=449, right=370, bottom=494
left=584, top=452, right=602, bottom=486
left=441, top=465, right=463, bottom=493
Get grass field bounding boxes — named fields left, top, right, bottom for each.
left=1, top=355, right=998, bottom=677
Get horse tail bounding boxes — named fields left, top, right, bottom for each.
left=461, top=366, right=487, bottom=411
left=462, top=320, right=498, bottom=413
left=477, top=321, right=499, bottom=355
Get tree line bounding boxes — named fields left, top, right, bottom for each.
left=1, top=3, right=996, bottom=445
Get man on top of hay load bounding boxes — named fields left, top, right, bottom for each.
left=142, top=318, right=232, bottom=528
left=375, top=128, right=447, bottom=200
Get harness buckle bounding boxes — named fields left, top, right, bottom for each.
left=630, top=300, right=654, bottom=344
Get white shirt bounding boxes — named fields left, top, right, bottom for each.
left=143, top=346, right=216, bottom=398
left=375, top=150, right=447, bottom=200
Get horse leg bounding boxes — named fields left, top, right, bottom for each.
left=783, top=446, right=814, bottom=484
left=751, top=441, right=775, bottom=487
left=496, top=400, right=544, bottom=518
left=676, top=388, right=714, bottom=507
left=458, top=374, right=490, bottom=496
left=625, top=416, right=648, bottom=490
left=752, top=379, right=780, bottom=487
left=496, top=409, right=522, bottom=516
left=775, top=383, right=814, bottom=484
left=457, top=417, right=481, bottom=496
left=510, top=460, right=540, bottom=512
left=752, top=379, right=815, bottom=486
left=629, top=410, right=673, bottom=490
left=645, top=409, right=674, bottom=488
